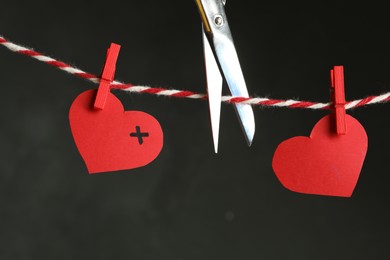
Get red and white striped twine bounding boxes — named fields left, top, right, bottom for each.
left=1, top=35, right=390, bottom=110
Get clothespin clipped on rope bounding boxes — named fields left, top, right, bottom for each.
left=94, top=43, right=121, bottom=110
left=330, top=65, right=346, bottom=135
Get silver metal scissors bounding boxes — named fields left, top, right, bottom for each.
left=195, top=0, right=255, bottom=153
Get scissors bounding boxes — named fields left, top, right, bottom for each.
left=195, top=0, right=255, bottom=153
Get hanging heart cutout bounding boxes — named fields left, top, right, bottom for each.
left=272, top=114, right=368, bottom=197
left=69, top=89, right=163, bottom=174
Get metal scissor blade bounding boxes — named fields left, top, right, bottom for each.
left=209, top=24, right=255, bottom=145
left=203, top=27, right=223, bottom=153
left=196, top=0, right=255, bottom=146
left=213, top=34, right=255, bottom=146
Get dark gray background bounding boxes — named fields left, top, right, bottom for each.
left=1, top=1, right=390, bottom=259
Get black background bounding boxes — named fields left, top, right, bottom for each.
left=1, top=1, right=390, bottom=259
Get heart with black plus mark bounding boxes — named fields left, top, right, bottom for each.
left=272, top=114, right=368, bottom=197
left=69, top=89, right=163, bottom=174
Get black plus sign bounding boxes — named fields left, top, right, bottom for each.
left=130, top=126, right=149, bottom=145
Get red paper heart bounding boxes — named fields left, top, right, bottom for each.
left=69, top=89, right=163, bottom=174
left=272, top=114, right=368, bottom=197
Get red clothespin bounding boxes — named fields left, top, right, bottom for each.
left=330, top=65, right=346, bottom=135
left=94, top=43, right=121, bottom=110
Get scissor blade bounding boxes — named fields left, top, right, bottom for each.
left=195, top=0, right=255, bottom=146
left=212, top=31, right=255, bottom=146
left=203, top=27, right=223, bottom=153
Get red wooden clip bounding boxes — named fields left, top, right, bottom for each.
left=94, top=43, right=121, bottom=110
left=330, top=65, right=346, bottom=135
